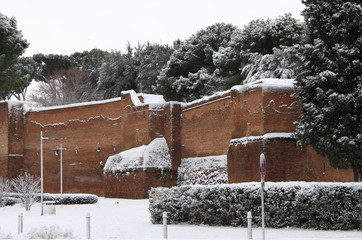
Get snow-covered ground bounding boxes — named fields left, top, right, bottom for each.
left=0, top=198, right=361, bottom=239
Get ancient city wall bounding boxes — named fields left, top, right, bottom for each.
left=181, top=92, right=233, bottom=158
left=0, top=79, right=355, bottom=198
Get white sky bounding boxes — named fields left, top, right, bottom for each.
left=2, top=0, right=305, bottom=56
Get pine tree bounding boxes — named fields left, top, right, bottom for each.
left=295, top=0, right=362, bottom=181
left=0, top=12, right=29, bottom=99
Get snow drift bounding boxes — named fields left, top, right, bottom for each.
left=103, top=137, right=171, bottom=174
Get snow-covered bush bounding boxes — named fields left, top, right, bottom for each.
left=0, top=177, right=11, bottom=207
left=11, top=172, right=40, bottom=211
left=43, top=193, right=98, bottom=205
left=104, top=137, right=171, bottom=174
left=149, top=182, right=362, bottom=230
left=0, top=228, right=12, bottom=239
left=177, top=155, right=228, bottom=185
left=27, top=225, right=74, bottom=239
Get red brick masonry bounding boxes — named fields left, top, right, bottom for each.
left=0, top=79, right=353, bottom=198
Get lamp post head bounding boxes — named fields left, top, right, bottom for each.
left=260, top=153, right=266, bottom=176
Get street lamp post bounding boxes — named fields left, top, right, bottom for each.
left=50, top=144, right=72, bottom=208
left=40, top=131, right=57, bottom=216
left=260, top=153, right=266, bottom=240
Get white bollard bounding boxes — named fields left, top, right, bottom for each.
left=86, top=212, right=91, bottom=239
left=163, top=212, right=168, bottom=239
left=247, top=211, right=252, bottom=239
left=18, top=213, right=23, bottom=234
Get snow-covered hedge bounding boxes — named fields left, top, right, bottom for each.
left=149, top=182, right=362, bottom=230
left=43, top=194, right=98, bottom=205
left=104, top=137, right=171, bottom=174
left=177, top=155, right=228, bottom=185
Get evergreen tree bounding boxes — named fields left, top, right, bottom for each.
left=0, top=12, right=29, bottom=99
left=133, top=42, right=173, bottom=93
left=7, top=57, right=41, bottom=100
left=295, top=0, right=362, bottom=181
left=97, top=48, right=136, bottom=99
left=155, top=23, right=238, bottom=101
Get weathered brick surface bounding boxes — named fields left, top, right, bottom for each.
left=181, top=93, right=232, bottom=158
left=0, top=102, right=9, bottom=178
left=227, top=139, right=354, bottom=183
left=0, top=80, right=355, bottom=199
left=104, top=168, right=177, bottom=199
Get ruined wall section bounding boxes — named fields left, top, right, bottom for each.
left=0, top=102, right=25, bottom=179
left=0, top=102, right=9, bottom=178
left=23, top=92, right=159, bottom=195
left=228, top=80, right=354, bottom=183
left=181, top=93, right=233, bottom=158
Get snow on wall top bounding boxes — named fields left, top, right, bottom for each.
left=15, top=90, right=166, bottom=113
left=230, top=132, right=294, bottom=145
left=232, top=78, right=295, bottom=93
left=182, top=90, right=231, bottom=108
left=23, top=97, right=123, bottom=113
left=181, top=78, right=295, bottom=109
left=103, top=137, right=171, bottom=174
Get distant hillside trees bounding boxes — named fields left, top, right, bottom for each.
left=295, top=0, right=362, bottom=181
left=0, top=12, right=29, bottom=99
left=28, top=43, right=173, bottom=106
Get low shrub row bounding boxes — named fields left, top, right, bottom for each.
left=6, top=193, right=98, bottom=206
left=43, top=194, right=98, bottom=205
left=149, top=182, right=362, bottom=230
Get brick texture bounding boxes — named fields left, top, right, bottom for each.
left=0, top=80, right=355, bottom=199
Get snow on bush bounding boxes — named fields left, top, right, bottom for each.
left=26, top=225, right=74, bottom=239
left=149, top=182, right=362, bottom=230
left=177, top=155, right=228, bottom=185
left=103, top=137, right=171, bottom=174
left=11, top=172, right=40, bottom=211
left=0, top=177, right=11, bottom=207
left=0, top=228, right=12, bottom=239
left=43, top=193, right=98, bottom=205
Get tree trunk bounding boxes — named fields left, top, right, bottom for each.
left=352, top=162, right=362, bottom=182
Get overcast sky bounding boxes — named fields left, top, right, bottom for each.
left=2, top=0, right=305, bottom=56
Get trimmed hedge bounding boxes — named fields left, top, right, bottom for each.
left=43, top=194, right=98, bottom=205
left=8, top=193, right=98, bottom=205
left=149, top=182, right=362, bottom=230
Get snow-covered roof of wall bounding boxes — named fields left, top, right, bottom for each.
left=17, top=90, right=166, bottom=113
left=3, top=78, right=293, bottom=113
left=232, top=78, right=295, bottom=93
left=182, top=78, right=295, bottom=108
left=230, top=132, right=294, bottom=145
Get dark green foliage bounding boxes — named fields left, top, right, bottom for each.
left=241, top=13, right=305, bottom=54
left=295, top=0, right=362, bottom=181
left=32, top=53, right=78, bottom=79
left=155, top=23, right=237, bottom=101
left=155, top=16, right=305, bottom=101
left=0, top=12, right=29, bottom=99
left=71, top=48, right=112, bottom=86
left=133, top=42, right=173, bottom=93
left=149, top=183, right=362, bottom=230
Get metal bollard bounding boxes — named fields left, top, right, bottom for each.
left=18, top=213, right=23, bottom=234
left=86, top=212, right=91, bottom=239
left=163, top=212, right=168, bottom=239
left=247, top=211, right=252, bottom=239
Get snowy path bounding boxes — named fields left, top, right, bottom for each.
left=0, top=198, right=361, bottom=239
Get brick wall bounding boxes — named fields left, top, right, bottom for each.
left=0, top=79, right=355, bottom=199
left=104, top=168, right=177, bottom=199
left=181, top=93, right=233, bottom=158
left=22, top=92, right=162, bottom=196
left=0, top=102, right=9, bottom=178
